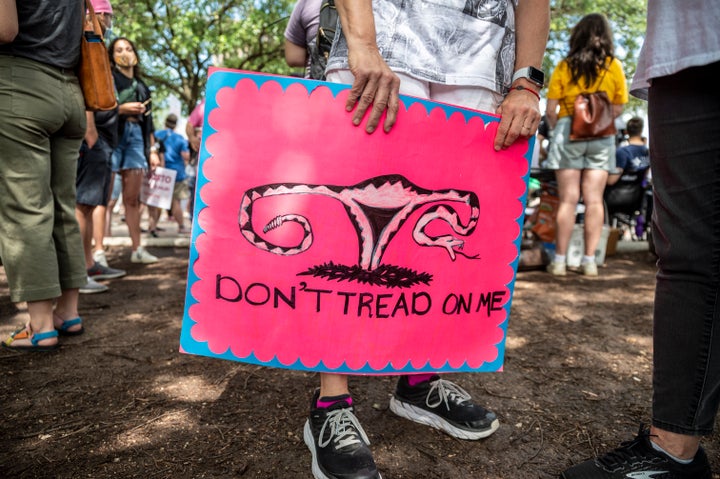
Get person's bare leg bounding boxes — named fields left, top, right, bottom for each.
left=171, top=198, right=185, bottom=231
left=554, top=169, right=582, bottom=256
left=105, top=172, right=117, bottom=238
left=17, top=299, right=59, bottom=347
left=75, top=203, right=95, bottom=269
left=148, top=206, right=161, bottom=233
left=581, top=168, right=609, bottom=256
left=320, top=373, right=350, bottom=397
left=121, top=170, right=144, bottom=251
left=649, top=426, right=702, bottom=460
left=92, top=204, right=107, bottom=255
left=53, top=288, right=82, bottom=334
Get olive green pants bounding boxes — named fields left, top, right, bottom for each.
left=0, top=55, right=87, bottom=302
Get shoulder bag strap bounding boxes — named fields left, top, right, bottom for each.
left=592, top=61, right=610, bottom=93
left=84, top=0, right=104, bottom=37
left=562, top=60, right=611, bottom=115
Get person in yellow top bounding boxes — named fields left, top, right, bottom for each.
left=544, top=13, right=628, bottom=277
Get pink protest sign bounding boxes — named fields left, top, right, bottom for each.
left=180, top=68, right=532, bottom=374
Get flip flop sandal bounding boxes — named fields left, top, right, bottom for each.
left=55, top=317, right=84, bottom=337
left=2, top=326, right=59, bottom=352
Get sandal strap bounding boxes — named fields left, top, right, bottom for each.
left=58, top=317, right=82, bottom=331
left=30, top=330, right=59, bottom=346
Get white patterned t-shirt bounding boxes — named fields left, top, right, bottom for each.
left=326, top=0, right=517, bottom=94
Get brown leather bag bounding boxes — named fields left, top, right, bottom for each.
left=78, top=1, right=117, bottom=111
left=568, top=67, right=616, bottom=141
left=569, top=91, right=616, bottom=141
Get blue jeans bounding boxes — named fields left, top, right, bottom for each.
left=650, top=61, right=720, bottom=435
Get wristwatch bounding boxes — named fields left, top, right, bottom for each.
left=512, top=66, right=545, bottom=88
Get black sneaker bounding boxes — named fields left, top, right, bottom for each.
left=389, top=375, right=499, bottom=440
left=303, top=391, right=381, bottom=479
left=87, top=261, right=127, bottom=280
left=560, top=427, right=713, bottom=479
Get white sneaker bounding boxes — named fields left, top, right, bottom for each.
left=581, top=262, right=598, bottom=277
left=93, top=249, right=109, bottom=267
left=546, top=261, right=566, bottom=276
left=131, top=246, right=158, bottom=264
left=79, top=276, right=109, bottom=294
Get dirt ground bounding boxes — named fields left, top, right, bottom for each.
left=1, top=245, right=718, bottom=478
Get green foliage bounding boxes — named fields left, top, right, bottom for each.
left=548, top=0, right=647, bottom=113
left=112, top=0, right=295, bottom=114
left=110, top=0, right=648, bottom=116
left=548, top=0, right=646, bottom=72
left=548, top=2, right=646, bottom=97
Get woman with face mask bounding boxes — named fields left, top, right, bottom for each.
left=108, top=36, right=160, bottom=264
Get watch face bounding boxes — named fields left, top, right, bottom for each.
left=528, top=67, right=545, bottom=86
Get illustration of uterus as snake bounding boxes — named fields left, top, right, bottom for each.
left=238, top=174, right=480, bottom=287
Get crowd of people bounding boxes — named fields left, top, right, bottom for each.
left=0, top=0, right=200, bottom=306
left=1, top=0, right=718, bottom=478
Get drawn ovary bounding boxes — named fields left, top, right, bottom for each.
left=238, top=175, right=480, bottom=270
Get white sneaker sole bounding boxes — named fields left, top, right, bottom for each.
left=389, top=396, right=499, bottom=440
left=304, top=420, right=332, bottom=479
left=131, top=255, right=158, bottom=264
left=303, top=420, right=382, bottom=479
left=79, top=286, right=108, bottom=294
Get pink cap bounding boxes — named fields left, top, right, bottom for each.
left=90, top=0, right=113, bottom=14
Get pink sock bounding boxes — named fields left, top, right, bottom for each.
left=407, top=373, right=436, bottom=387
left=316, top=394, right=352, bottom=409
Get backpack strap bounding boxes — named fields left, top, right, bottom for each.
left=562, top=59, right=611, bottom=115
left=593, top=62, right=610, bottom=93
left=309, top=0, right=338, bottom=80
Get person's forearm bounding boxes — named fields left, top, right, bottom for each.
left=334, top=0, right=378, bottom=52
left=513, top=0, right=550, bottom=78
left=545, top=99, right=559, bottom=128
left=0, top=0, right=18, bottom=44
left=607, top=172, right=621, bottom=185
left=84, top=111, right=99, bottom=146
left=613, top=104, right=624, bottom=118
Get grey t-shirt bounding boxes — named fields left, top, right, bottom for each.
left=630, top=0, right=720, bottom=99
left=284, top=0, right=322, bottom=48
left=326, top=0, right=517, bottom=92
left=0, top=0, right=83, bottom=70
left=283, top=0, right=322, bottom=77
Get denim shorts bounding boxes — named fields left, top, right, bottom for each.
left=77, top=137, right=113, bottom=206
left=545, top=116, right=616, bottom=171
left=112, top=121, right=147, bottom=172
